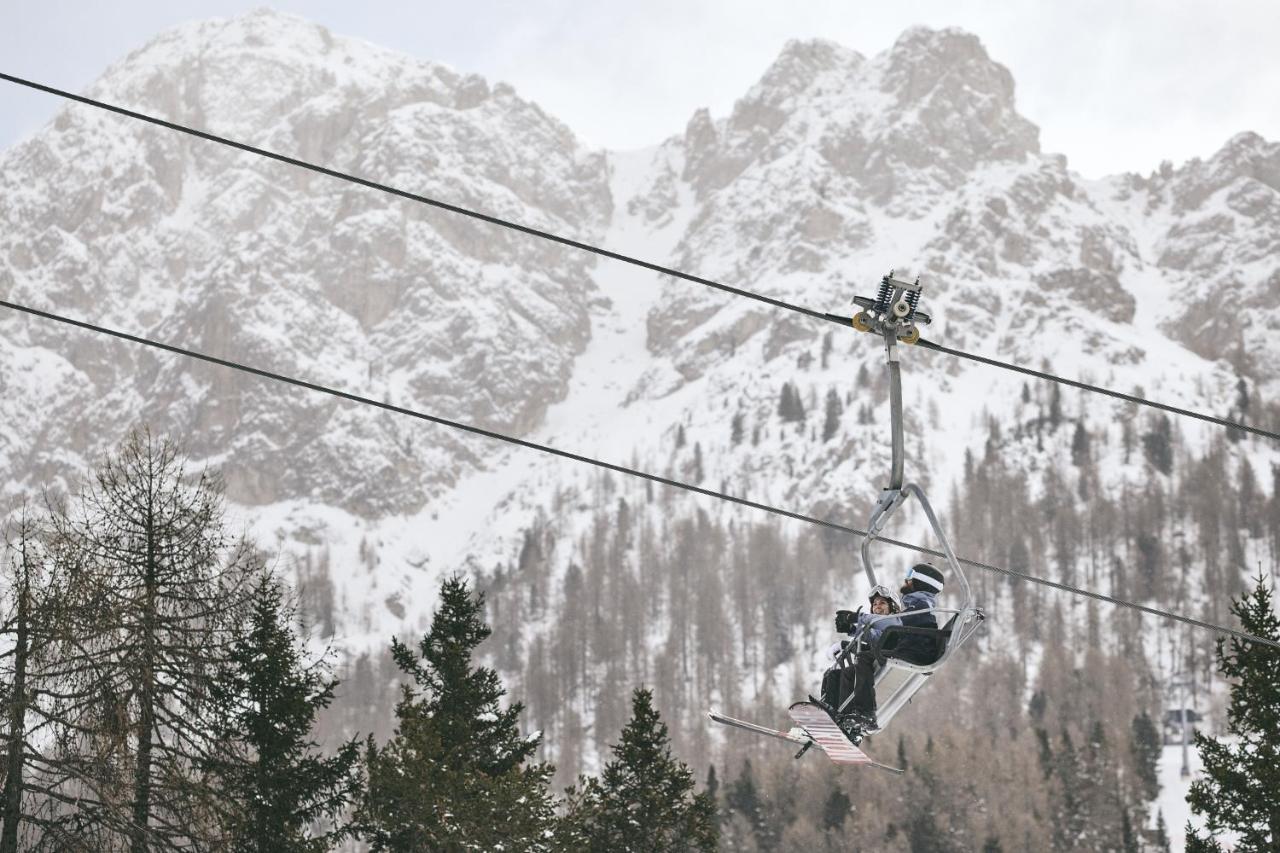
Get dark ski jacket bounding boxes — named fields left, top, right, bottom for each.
left=893, top=589, right=941, bottom=661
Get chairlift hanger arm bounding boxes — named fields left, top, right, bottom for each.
left=841, top=273, right=974, bottom=601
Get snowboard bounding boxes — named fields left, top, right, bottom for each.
left=787, top=701, right=904, bottom=774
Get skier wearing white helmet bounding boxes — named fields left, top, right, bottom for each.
left=835, top=562, right=947, bottom=734
left=817, top=585, right=902, bottom=712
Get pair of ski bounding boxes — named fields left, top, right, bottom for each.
left=708, top=701, right=904, bottom=775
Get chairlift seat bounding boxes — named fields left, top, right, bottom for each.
left=861, top=610, right=983, bottom=734
left=872, top=613, right=957, bottom=666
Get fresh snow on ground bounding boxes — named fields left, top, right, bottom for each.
left=1156, top=742, right=1205, bottom=853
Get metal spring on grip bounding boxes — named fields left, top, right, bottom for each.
left=875, top=281, right=893, bottom=310
left=905, top=289, right=920, bottom=312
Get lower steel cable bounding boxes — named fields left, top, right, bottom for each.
left=1, top=297, right=1274, bottom=650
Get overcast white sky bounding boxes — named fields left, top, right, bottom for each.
left=2, top=1, right=1277, bottom=179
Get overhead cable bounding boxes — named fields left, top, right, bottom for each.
left=1, top=296, right=1275, bottom=651
left=0, top=72, right=827, bottom=324
left=917, top=340, right=1275, bottom=440
left=2, top=71, right=1270, bottom=442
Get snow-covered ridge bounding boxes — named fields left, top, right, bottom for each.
left=0, top=9, right=610, bottom=517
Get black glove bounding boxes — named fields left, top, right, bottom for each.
left=835, top=608, right=860, bottom=634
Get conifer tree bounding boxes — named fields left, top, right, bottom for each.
left=777, top=383, right=805, bottom=424
left=820, top=787, right=851, bottom=831
left=1186, top=572, right=1280, bottom=852
left=723, top=757, right=768, bottom=849
left=48, top=430, right=256, bottom=850
left=0, top=511, right=101, bottom=848
left=1268, top=465, right=1280, bottom=560
left=777, top=383, right=793, bottom=422
left=559, top=688, right=716, bottom=852
left=1121, top=811, right=1139, bottom=853
left=906, top=765, right=958, bottom=853
left=1155, top=810, right=1171, bottom=852
left=1047, top=728, right=1086, bottom=849
left=0, top=510, right=57, bottom=852
left=822, top=388, right=843, bottom=442
left=358, top=576, right=555, bottom=851
left=703, top=765, right=720, bottom=832
left=1048, top=381, right=1063, bottom=428
left=1142, top=414, right=1174, bottom=475
left=207, top=570, right=360, bottom=851
left=1130, top=711, right=1161, bottom=800
left=1071, top=420, right=1090, bottom=467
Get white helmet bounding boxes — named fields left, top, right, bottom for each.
left=868, top=584, right=902, bottom=613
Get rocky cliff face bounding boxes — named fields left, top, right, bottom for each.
left=620, top=25, right=1266, bottom=528
left=642, top=29, right=1046, bottom=382
left=0, top=10, right=610, bottom=515
left=1135, top=132, right=1280, bottom=376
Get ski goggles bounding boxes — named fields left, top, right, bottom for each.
left=868, top=584, right=899, bottom=611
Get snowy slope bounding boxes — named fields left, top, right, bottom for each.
left=1156, top=742, right=1205, bottom=853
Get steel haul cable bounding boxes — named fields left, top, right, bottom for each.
left=1, top=297, right=1275, bottom=651
left=0, top=72, right=826, bottom=324
left=915, top=339, right=1272, bottom=439
left=2, top=70, right=1274, bottom=442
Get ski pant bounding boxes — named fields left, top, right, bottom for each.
left=824, top=646, right=936, bottom=717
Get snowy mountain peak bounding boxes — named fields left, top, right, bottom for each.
left=1203, top=131, right=1280, bottom=191
left=87, top=9, right=523, bottom=143
left=0, top=9, right=610, bottom=516
left=882, top=26, right=1007, bottom=97
left=1146, top=131, right=1280, bottom=212
left=876, top=26, right=1040, bottom=168
left=741, top=38, right=865, bottom=108
left=2, top=15, right=1278, bottom=683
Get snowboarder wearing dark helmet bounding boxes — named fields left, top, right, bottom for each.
left=830, top=563, right=946, bottom=734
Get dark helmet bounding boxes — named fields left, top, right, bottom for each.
left=905, top=563, right=944, bottom=593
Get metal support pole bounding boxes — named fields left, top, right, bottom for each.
left=885, top=333, right=904, bottom=491
left=857, top=332, right=906, bottom=588
left=1179, top=675, right=1190, bottom=778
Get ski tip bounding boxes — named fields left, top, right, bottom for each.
left=871, top=762, right=907, bottom=775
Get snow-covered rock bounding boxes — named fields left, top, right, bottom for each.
left=0, top=9, right=609, bottom=516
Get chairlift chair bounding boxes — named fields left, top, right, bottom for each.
left=831, top=272, right=986, bottom=735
